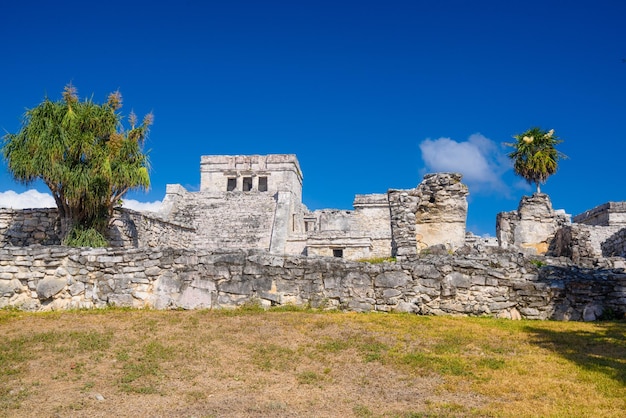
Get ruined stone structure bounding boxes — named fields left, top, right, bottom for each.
left=0, top=155, right=469, bottom=261
left=155, top=154, right=469, bottom=260
left=497, top=193, right=570, bottom=255
left=1, top=153, right=626, bottom=319
left=550, top=202, right=626, bottom=263
left=388, top=173, right=469, bottom=259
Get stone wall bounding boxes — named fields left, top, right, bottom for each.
left=0, top=208, right=195, bottom=250
left=413, top=173, right=468, bottom=250
left=2, top=246, right=623, bottom=320
left=305, top=194, right=392, bottom=259
left=0, top=209, right=61, bottom=246
left=108, top=209, right=197, bottom=249
left=159, top=185, right=282, bottom=251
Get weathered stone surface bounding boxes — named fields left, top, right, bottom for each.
left=445, top=272, right=471, bottom=289
left=0, top=279, right=23, bottom=295
left=374, top=271, right=411, bottom=288
left=36, top=277, right=66, bottom=299
left=0, top=242, right=624, bottom=321
left=69, top=281, right=85, bottom=296
left=219, top=278, right=253, bottom=295
left=179, top=286, right=213, bottom=309
left=497, top=194, right=570, bottom=255
left=389, top=173, right=469, bottom=259
left=107, top=294, right=134, bottom=307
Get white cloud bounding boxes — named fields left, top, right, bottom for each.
left=0, top=189, right=56, bottom=209
left=122, top=199, right=162, bottom=213
left=0, top=190, right=161, bottom=213
left=419, top=133, right=511, bottom=194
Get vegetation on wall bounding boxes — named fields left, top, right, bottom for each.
left=2, top=84, right=153, bottom=246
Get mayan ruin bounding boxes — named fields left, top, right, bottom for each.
left=1, top=154, right=625, bottom=320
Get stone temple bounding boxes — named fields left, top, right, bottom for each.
left=157, top=154, right=469, bottom=260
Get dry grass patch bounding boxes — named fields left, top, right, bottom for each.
left=0, top=308, right=624, bottom=417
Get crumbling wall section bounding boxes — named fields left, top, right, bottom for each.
left=573, top=202, right=626, bottom=226
left=0, top=207, right=192, bottom=249
left=108, top=208, right=196, bottom=249
left=413, top=173, right=468, bottom=251
left=353, top=194, right=392, bottom=258
left=305, top=193, right=392, bottom=260
left=550, top=224, right=623, bottom=264
left=600, top=228, right=626, bottom=258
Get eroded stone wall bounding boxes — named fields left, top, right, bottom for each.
left=3, top=246, right=623, bottom=320
left=159, top=186, right=280, bottom=251
left=305, top=194, right=392, bottom=259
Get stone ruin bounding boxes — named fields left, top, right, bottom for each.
left=2, top=153, right=626, bottom=264
left=497, top=193, right=570, bottom=255
left=1, top=153, right=626, bottom=319
left=156, top=155, right=470, bottom=260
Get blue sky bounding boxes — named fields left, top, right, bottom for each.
left=1, top=0, right=625, bottom=236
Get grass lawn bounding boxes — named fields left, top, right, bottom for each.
left=1, top=307, right=624, bottom=417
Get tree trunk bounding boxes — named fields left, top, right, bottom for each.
left=58, top=216, right=74, bottom=243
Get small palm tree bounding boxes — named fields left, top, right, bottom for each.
left=506, top=127, right=566, bottom=194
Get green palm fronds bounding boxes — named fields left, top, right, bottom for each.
left=505, top=127, right=566, bottom=193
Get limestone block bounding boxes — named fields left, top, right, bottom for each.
left=36, top=277, right=66, bottom=299
left=0, top=279, right=23, bottom=295
left=374, top=271, right=411, bottom=288
left=68, top=281, right=85, bottom=296
left=178, top=286, right=213, bottom=309
left=107, top=294, right=134, bottom=307
left=219, top=278, right=253, bottom=295
left=347, top=299, right=374, bottom=312
left=445, top=272, right=472, bottom=289
left=497, top=193, right=570, bottom=255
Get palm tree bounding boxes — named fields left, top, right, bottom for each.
left=506, top=127, right=566, bottom=194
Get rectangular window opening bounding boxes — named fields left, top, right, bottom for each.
left=333, top=249, right=344, bottom=258
left=258, top=176, right=268, bottom=192
left=243, top=177, right=253, bottom=191
left=227, top=178, right=237, bottom=191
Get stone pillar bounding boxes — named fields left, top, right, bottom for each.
left=389, top=173, right=469, bottom=259
left=414, top=173, right=468, bottom=251
left=496, top=193, right=570, bottom=254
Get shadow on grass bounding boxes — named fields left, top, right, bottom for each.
left=525, top=322, right=626, bottom=386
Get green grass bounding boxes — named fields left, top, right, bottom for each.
left=0, top=308, right=624, bottom=417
